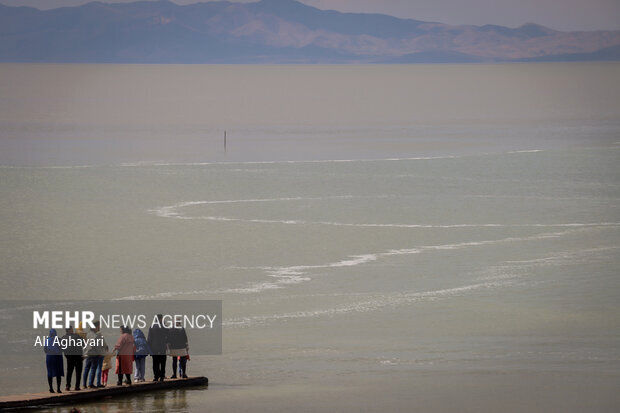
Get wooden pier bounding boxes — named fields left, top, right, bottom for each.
left=0, top=376, right=208, bottom=410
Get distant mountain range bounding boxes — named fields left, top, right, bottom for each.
left=1, top=0, right=619, bottom=63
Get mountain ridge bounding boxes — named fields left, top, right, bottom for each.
left=1, top=0, right=619, bottom=63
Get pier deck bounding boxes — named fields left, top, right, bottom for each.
left=0, top=376, right=208, bottom=409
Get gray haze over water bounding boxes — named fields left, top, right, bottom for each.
left=0, top=63, right=619, bottom=412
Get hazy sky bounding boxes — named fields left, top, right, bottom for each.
left=2, top=0, right=619, bottom=31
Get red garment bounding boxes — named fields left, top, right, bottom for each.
left=113, top=333, right=136, bottom=375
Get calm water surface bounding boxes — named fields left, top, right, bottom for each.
left=0, top=63, right=619, bottom=412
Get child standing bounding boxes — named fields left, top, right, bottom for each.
left=101, top=351, right=114, bottom=387
left=178, top=354, right=189, bottom=378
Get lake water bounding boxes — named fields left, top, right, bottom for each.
left=0, top=63, right=619, bottom=412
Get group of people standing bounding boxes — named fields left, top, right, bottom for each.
left=44, top=315, right=190, bottom=393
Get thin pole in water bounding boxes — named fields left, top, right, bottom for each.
left=224, top=130, right=227, bottom=152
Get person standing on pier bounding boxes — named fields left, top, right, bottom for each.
left=133, top=328, right=151, bottom=382
left=114, top=326, right=136, bottom=386
left=168, top=319, right=189, bottom=379
left=82, top=321, right=107, bottom=389
left=101, top=350, right=114, bottom=387
left=61, top=327, right=83, bottom=391
left=147, top=314, right=169, bottom=382
left=44, top=329, right=64, bottom=393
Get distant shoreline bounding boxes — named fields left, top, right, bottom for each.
left=1, top=0, right=618, bottom=64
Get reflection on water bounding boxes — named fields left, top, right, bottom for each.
left=33, top=388, right=195, bottom=413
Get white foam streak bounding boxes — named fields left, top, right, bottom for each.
left=216, top=229, right=582, bottom=294
left=149, top=196, right=362, bottom=219
left=121, top=229, right=581, bottom=299
left=223, top=280, right=511, bottom=327
left=474, top=246, right=619, bottom=282
left=151, top=199, right=620, bottom=230
left=145, top=195, right=617, bottom=296
left=4, top=156, right=456, bottom=169
left=133, top=155, right=458, bottom=167
left=506, top=149, right=544, bottom=154
left=0, top=164, right=97, bottom=169
left=0, top=149, right=549, bottom=170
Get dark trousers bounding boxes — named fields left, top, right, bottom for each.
left=172, top=356, right=187, bottom=377
left=117, top=373, right=131, bottom=385
left=65, top=355, right=83, bottom=388
left=151, top=355, right=166, bottom=380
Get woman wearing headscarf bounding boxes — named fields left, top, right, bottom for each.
left=132, top=329, right=151, bottom=382
left=44, top=329, right=64, bottom=393
left=113, top=326, right=135, bottom=386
